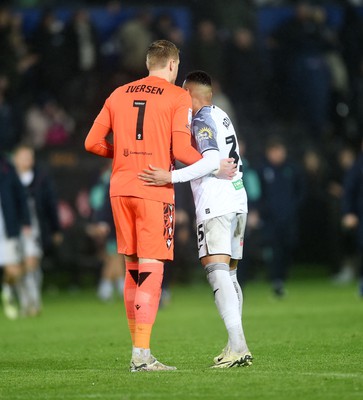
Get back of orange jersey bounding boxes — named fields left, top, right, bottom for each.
left=95, top=76, right=192, bottom=204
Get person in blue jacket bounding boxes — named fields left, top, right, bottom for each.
left=0, top=152, right=31, bottom=319
left=257, top=135, right=305, bottom=296
left=342, top=142, right=363, bottom=297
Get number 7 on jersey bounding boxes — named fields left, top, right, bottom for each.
left=133, top=100, right=147, bottom=140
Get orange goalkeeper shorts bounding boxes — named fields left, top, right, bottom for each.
left=110, top=196, right=175, bottom=261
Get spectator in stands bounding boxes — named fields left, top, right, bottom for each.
left=257, top=135, right=305, bottom=296
left=30, top=9, right=68, bottom=101
left=63, top=8, right=101, bottom=123
left=0, top=7, right=20, bottom=97
left=237, top=138, right=262, bottom=284
left=267, top=2, right=332, bottom=140
left=298, top=147, right=331, bottom=266
left=224, top=27, right=268, bottom=127
left=151, top=15, right=190, bottom=87
left=342, top=140, right=363, bottom=297
left=152, top=12, right=176, bottom=40
left=0, top=74, right=18, bottom=152
left=190, top=19, right=224, bottom=81
left=328, top=145, right=358, bottom=283
left=340, top=2, right=363, bottom=91
left=115, top=10, right=153, bottom=81
left=24, top=96, right=75, bottom=149
left=0, top=8, right=37, bottom=150
left=212, top=79, right=238, bottom=130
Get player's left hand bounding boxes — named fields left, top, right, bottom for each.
left=138, top=165, right=172, bottom=186
left=214, top=158, right=237, bottom=180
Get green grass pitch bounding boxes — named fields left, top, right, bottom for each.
left=1, top=278, right=362, bottom=400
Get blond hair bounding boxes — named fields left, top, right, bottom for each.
left=146, top=40, right=180, bottom=71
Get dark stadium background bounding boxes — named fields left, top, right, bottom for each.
left=1, top=0, right=363, bottom=290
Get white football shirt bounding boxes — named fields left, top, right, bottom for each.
left=190, top=105, right=248, bottom=223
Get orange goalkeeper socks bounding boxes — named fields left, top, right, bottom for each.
left=124, top=261, right=139, bottom=344
left=134, top=262, right=164, bottom=349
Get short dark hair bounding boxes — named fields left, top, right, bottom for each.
left=184, top=70, right=212, bottom=87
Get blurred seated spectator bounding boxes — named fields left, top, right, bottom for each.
left=0, top=7, right=20, bottom=97
left=297, top=147, right=331, bottom=266
left=212, top=79, right=238, bottom=131
left=267, top=2, right=332, bottom=140
left=257, top=135, right=305, bottom=296
left=0, top=74, right=18, bottom=152
left=224, top=27, right=268, bottom=126
left=339, top=2, right=363, bottom=92
left=190, top=19, right=224, bottom=82
left=152, top=12, right=176, bottom=40
left=237, top=138, right=262, bottom=284
left=30, top=9, right=68, bottom=101
left=62, top=8, right=101, bottom=122
left=342, top=139, right=363, bottom=296
left=328, top=145, right=358, bottom=283
left=24, top=97, right=75, bottom=149
left=114, top=10, right=153, bottom=81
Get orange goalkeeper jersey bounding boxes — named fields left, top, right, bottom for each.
left=86, top=75, right=198, bottom=204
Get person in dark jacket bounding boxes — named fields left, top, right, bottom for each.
left=0, top=152, right=31, bottom=319
left=342, top=142, right=363, bottom=297
left=257, top=135, right=305, bottom=296
left=12, top=144, right=62, bottom=316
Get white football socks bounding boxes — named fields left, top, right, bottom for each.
left=132, top=347, right=151, bottom=361
left=205, top=263, right=247, bottom=354
left=24, top=270, right=41, bottom=313
left=230, top=269, right=243, bottom=317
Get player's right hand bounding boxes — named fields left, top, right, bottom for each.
left=138, top=165, right=172, bottom=186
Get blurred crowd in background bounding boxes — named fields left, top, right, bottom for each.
left=1, top=0, right=363, bottom=298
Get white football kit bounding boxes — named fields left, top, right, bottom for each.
left=190, top=105, right=248, bottom=259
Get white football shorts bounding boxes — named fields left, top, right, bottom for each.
left=0, top=236, right=22, bottom=266
left=196, top=212, right=247, bottom=260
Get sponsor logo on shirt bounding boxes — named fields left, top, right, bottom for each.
left=232, top=179, right=244, bottom=190
left=123, top=149, right=152, bottom=157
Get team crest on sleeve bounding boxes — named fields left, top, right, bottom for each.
left=196, top=126, right=213, bottom=142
